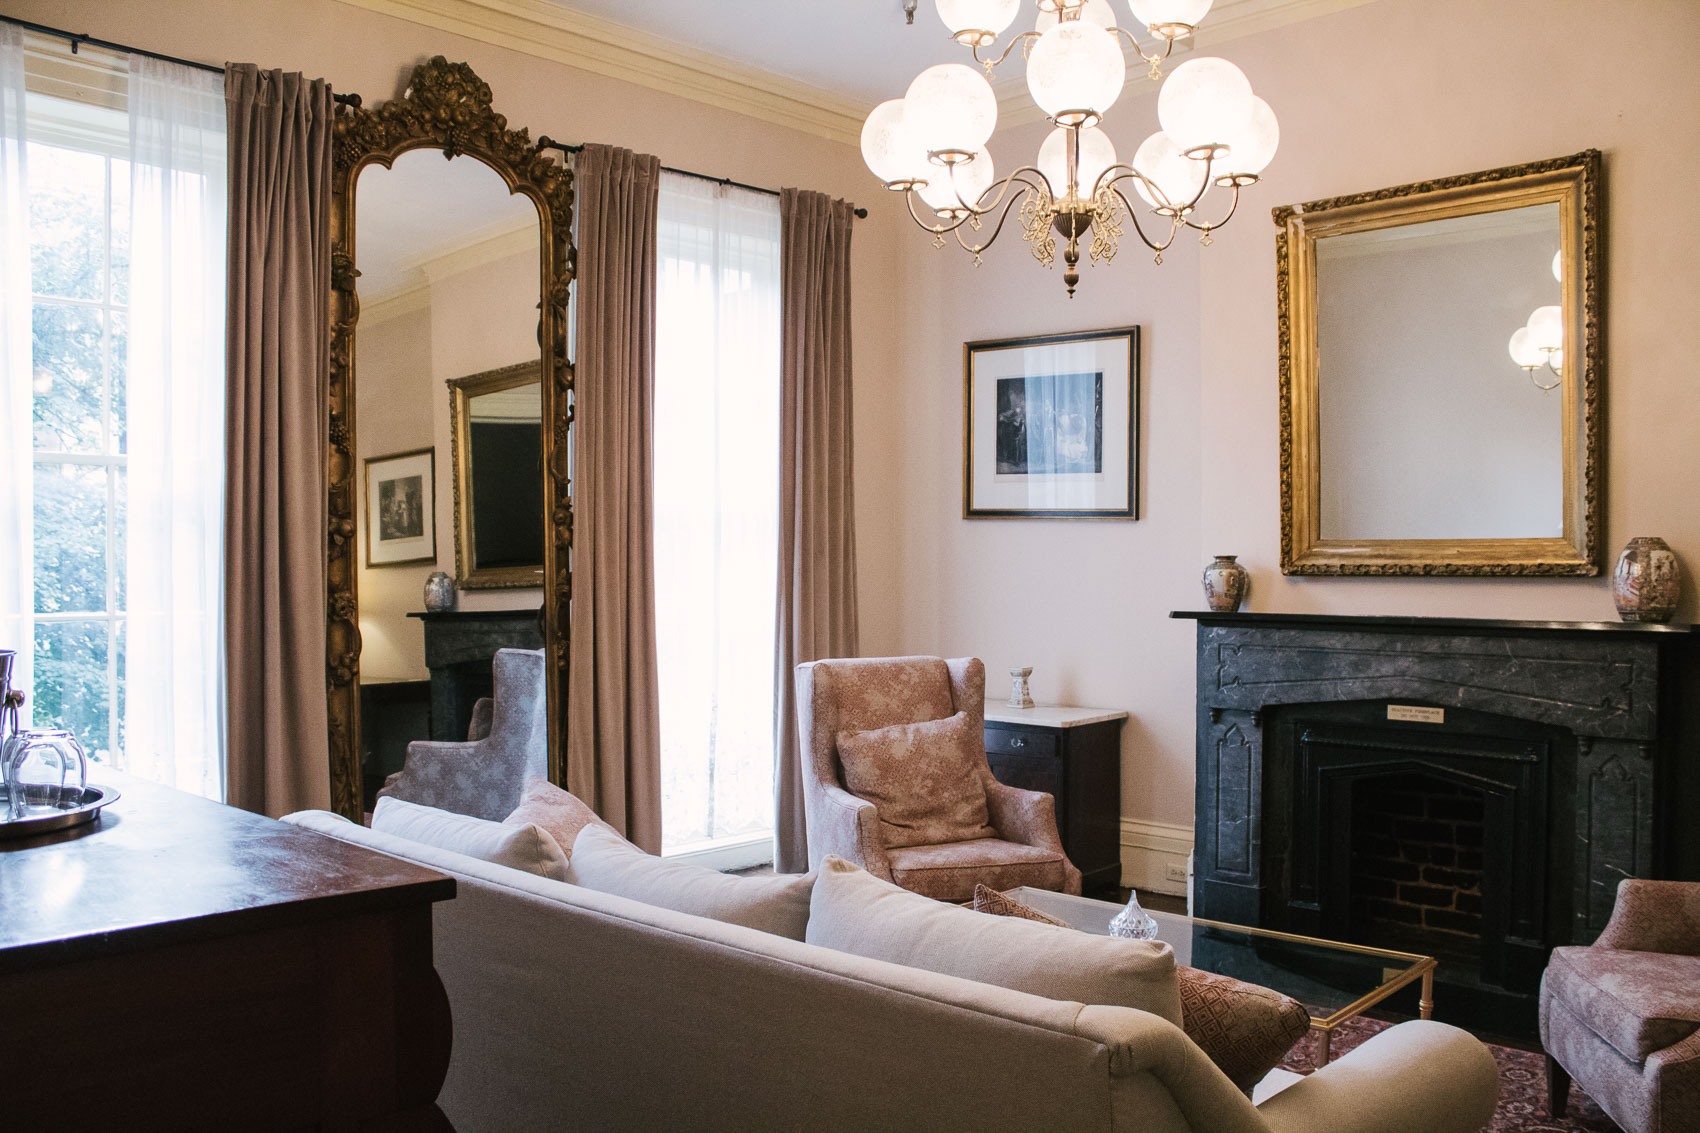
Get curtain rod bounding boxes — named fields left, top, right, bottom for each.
left=4, top=16, right=362, bottom=106
left=538, top=136, right=867, bottom=220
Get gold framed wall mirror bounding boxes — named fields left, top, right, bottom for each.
left=326, top=58, right=575, bottom=820
left=448, top=360, right=545, bottom=589
left=1275, top=150, right=1601, bottom=576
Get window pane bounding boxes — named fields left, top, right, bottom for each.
left=110, top=309, right=127, bottom=454
left=32, top=620, right=112, bottom=762
left=32, top=303, right=104, bottom=452
left=27, top=142, right=106, bottom=302
left=33, top=462, right=108, bottom=614
left=110, top=157, right=130, bottom=306
left=112, top=466, right=127, bottom=612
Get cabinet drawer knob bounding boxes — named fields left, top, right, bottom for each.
left=1010, top=736, right=1025, bottom=748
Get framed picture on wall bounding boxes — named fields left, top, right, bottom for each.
left=364, top=447, right=437, bottom=567
left=964, top=327, right=1139, bottom=519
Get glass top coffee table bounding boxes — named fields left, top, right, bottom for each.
left=1005, top=887, right=1437, bottom=1068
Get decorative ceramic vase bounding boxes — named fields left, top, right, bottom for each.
left=423, top=571, right=457, bottom=613
left=1007, top=666, right=1035, bottom=710
left=1202, top=555, right=1250, bottom=613
left=1108, top=892, right=1160, bottom=941
left=1612, top=537, right=1681, bottom=623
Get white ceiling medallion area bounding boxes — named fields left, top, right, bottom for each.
left=335, top=0, right=1378, bottom=145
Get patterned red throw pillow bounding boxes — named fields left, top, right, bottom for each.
left=835, top=711, right=997, bottom=848
left=1176, top=966, right=1311, bottom=1092
left=971, top=884, right=1071, bottom=927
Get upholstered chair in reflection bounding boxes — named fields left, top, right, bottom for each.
left=1541, top=878, right=1700, bottom=1133
left=377, top=648, right=547, bottom=822
left=794, top=655, right=1081, bottom=901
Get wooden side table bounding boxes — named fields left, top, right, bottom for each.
left=984, top=706, right=1128, bottom=895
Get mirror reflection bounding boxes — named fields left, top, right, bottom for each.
left=353, top=149, right=543, bottom=798
left=449, top=361, right=545, bottom=587
left=1315, top=203, right=1563, bottom=541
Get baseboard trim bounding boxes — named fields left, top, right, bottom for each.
left=1119, top=818, right=1194, bottom=897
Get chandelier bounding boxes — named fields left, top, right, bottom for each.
left=862, top=0, right=1279, bottom=296
left=1507, top=251, right=1565, bottom=390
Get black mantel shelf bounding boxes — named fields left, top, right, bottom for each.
left=1171, top=610, right=1699, bottom=636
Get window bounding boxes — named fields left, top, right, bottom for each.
left=2, top=31, right=226, bottom=797
left=653, top=174, right=782, bottom=864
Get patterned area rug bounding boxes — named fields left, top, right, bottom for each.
left=1278, top=1016, right=1619, bottom=1132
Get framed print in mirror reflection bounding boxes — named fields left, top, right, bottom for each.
left=964, top=327, right=1139, bottom=519
left=364, top=447, right=437, bottom=567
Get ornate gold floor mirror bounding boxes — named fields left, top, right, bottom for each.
left=325, top=58, right=574, bottom=819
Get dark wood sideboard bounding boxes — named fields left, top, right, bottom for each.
left=984, top=706, right=1127, bottom=895
left=0, top=770, right=456, bottom=1131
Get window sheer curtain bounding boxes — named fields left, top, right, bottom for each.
left=123, top=57, right=227, bottom=798
left=0, top=26, right=30, bottom=703
left=654, top=174, right=782, bottom=852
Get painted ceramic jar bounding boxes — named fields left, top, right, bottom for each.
left=423, top=571, right=458, bottom=613
left=1202, top=555, right=1250, bottom=613
left=1612, top=537, right=1681, bottom=623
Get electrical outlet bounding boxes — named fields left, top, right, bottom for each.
left=1164, top=863, right=1188, bottom=883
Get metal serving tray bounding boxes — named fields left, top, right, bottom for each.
left=0, top=784, right=120, bottom=839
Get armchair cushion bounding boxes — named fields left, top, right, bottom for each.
left=807, top=856, right=1181, bottom=1025
left=566, top=824, right=816, bottom=941
left=371, top=796, right=570, bottom=881
left=886, top=837, right=1070, bottom=901
left=835, top=710, right=995, bottom=848
left=1544, top=944, right=1700, bottom=1061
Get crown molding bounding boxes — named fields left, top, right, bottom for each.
left=364, top=217, right=536, bottom=317
left=333, top=0, right=868, bottom=145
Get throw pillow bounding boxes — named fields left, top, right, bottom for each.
left=972, top=883, right=1071, bottom=927
left=806, top=857, right=1180, bottom=1024
left=504, top=778, right=622, bottom=859
left=566, top=824, right=815, bottom=941
left=835, top=710, right=996, bottom=848
left=1176, top=966, right=1311, bottom=1093
left=371, top=796, right=570, bottom=881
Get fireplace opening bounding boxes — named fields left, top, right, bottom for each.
left=1348, top=772, right=1487, bottom=969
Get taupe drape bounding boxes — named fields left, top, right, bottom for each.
left=774, top=188, right=860, bottom=873
left=567, top=144, right=664, bottom=853
left=223, top=65, right=333, bottom=816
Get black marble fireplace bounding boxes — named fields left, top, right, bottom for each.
left=1179, top=611, right=1700, bottom=1034
left=407, top=609, right=543, bottom=741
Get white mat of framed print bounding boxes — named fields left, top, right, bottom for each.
left=964, top=327, right=1139, bottom=518
left=364, top=447, right=437, bottom=567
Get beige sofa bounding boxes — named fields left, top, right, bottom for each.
left=284, top=815, right=1501, bottom=1133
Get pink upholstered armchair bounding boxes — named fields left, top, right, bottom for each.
left=794, top=656, right=1082, bottom=901
left=1541, top=879, right=1700, bottom=1133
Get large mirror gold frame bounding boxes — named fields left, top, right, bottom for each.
left=326, top=58, right=575, bottom=819
left=1276, top=150, right=1601, bottom=576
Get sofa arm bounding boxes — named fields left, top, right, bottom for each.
left=377, top=738, right=493, bottom=818
left=810, top=783, right=894, bottom=882
left=1256, top=1020, right=1499, bottom=1133
left=1595, top=879, right=1700, bottom=954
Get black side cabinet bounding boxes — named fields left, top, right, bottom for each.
left=984, top=709, right=1126, bottom=895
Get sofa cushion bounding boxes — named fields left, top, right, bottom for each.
left=836, top=711, right=996, bottom=849
left=1176, top=966, right=1312, bottom=1092
left=806, top=856, right=1181, bottom=1025
left=1544, top=945, right=1700, bottom=1062
left=973, top=883, right=1071, bottom=927
left=887, top=838, right=1068, bottom=902
left=504, top=778, right=620, bottom=858
left=566, top=824, right=815, bottom=940
left=371, top=796, right=570, bottom=881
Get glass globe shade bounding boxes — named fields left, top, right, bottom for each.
left=1132, top=130, right=1206, bottom=211
left=1038, top=126, right=1118, bottom=200
left=1526, top=304, right=1564, bottom=351
left=860, top=99, right=929, bottom=186
left=1157, top=56, right=1256, bottom=152
left=1216, top=96, right=1279, bottom=178
left=905, top=64, right=999, bottom=157
left=937, top=0, right=1022, bottom=38
left=1026, top=21, right=1127, bottom=122
left=1547, top=348, right=1564, bottom=374
left=1036, top=0, right=1116, bottom=32
left=1508, top=326, right=1545, bottom=369
left=919, top=146, right=996, bottom=214
left=1129, top=0, right=1214, bottom=28
left=1551, top=249, right=1563, bottom=283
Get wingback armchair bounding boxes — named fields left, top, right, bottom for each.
left=376, top=647, right=547, bottom=822
left=795, top=655, right=1081, bottom=901
left=1541, top=879, right=1700, bottom=1133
